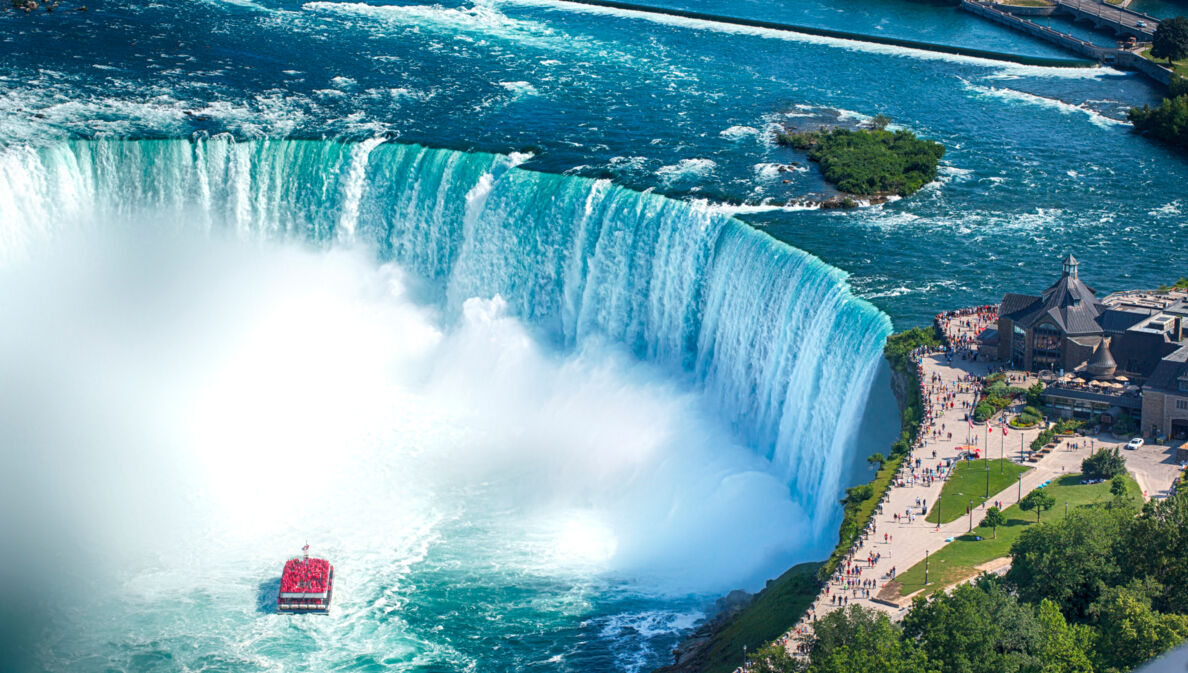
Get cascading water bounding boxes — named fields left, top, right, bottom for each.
left=0, top=136, right=891, bottom=672
left=2, top=136, right=890, bottom=523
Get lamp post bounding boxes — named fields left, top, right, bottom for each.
left=969, top=499, right=974, bottom=532
left=1018, top=473, right=1022, bottom=503
left=925, top=549, right=930, bottom=586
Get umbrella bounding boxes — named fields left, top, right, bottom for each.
left=1089, top=380, right=1103, bottom=387
left=1115, top=375, right=1129, bottom=382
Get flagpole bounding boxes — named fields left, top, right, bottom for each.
left=1000, top=426, right=1005, bottom=474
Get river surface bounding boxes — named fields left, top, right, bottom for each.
left=1, top=0, right=1185, bottom=671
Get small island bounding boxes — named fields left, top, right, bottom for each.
left=776, top=117, right=946, bottom=205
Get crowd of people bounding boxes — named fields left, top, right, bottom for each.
left=751, top=305, right=1003, bottom=668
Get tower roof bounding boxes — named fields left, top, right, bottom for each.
left=1000, top=255, right=1104, bottom=336
left=1086, top=339, right=1117, bottom=379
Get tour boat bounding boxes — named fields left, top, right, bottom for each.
left=278, top=545, right=334, bottom=614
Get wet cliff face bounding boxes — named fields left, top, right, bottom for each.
left=1, top=137, right=891, bottom=673
left=889, top=365, right=912, bottom=421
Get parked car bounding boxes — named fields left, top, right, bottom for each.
left=1126, top=437, right=1144, bottom=450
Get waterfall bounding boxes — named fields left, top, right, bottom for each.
left=0, top=135, right=891, bottom=531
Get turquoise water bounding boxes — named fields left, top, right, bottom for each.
left=1, top=0, right=1186, bottom=670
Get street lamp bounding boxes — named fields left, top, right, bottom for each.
left=925, top=549, right=930, bottom=585
left=969, top=499, right=974, bottom=532
left=1018, top=472, right=1022, bottom=502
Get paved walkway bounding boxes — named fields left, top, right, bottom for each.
left=777, top=307, right=1184, bottom=656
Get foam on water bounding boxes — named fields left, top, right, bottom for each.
left=961, top=79, right=1130, bottom=128
left=0, top=137, right=890, bottom=671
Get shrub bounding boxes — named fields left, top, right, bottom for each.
left=1113, top=413, right=1138, bottom=436
left=1129, top=94, right=1188, bottom=152
left=1026, top=382, right=1045, bottom=408
left=973, top=401, right=996, bottom=423
left=1083, top=447, right=1126, bottom=481
left=778, top=126, right=945, bottom=196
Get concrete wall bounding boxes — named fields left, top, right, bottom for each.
left=993, top=3, right=1056, bottom=16
left=1116, top=50, right=1174, bottom=86
left=961, top=1, right=1108, bottom=60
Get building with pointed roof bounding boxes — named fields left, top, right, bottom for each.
left=994, top=255, right=1188, bottom=440
left=997, top=255, right=1109, bottom=371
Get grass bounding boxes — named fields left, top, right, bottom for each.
left=895, top=473, right=1141, bottom=598
left=695, top=562, right=821, bottom=673
left=925, top=459, right=1031, bottom=524
left=1141, top=47, right=1188, bottom=79
left=820, top=453, right=906, bottom=580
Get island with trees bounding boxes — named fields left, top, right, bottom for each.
left=775, top=115, right=945, bottom=206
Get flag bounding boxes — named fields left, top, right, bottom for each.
left=968, top=417, right=974, bottom=429
left=988, top=426, right=994, bottom=435
left=1002, top=426, right=1009, bottom=436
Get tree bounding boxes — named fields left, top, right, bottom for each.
left=902, top=580, right=1042, bottom=673
left=867, top=452, right=886, bottom=468
left=1110, top=474, right=1130, bottom=506
left=870, top=114, right=892, bottom=131
left=1082, top=447, right=1125, bottom=481
left=1020, top=488, right=1056, bottom=522
left=982, top=506, right=1005, bottom=539
left=1006, top=507, right=1130, bottom=620
left=1152, top=17, right=1188, bottom=65
left=1033, top=599, right=1094, bottom=673
left=804, top=606, right=936, bottom=673
left=749, top=642, right=800, bottom=673
left=1026, top=382, right=1045, bottom=408
left=1088, top=585, right=1188, bottom=672
left=1121, top=491, right=1188, bottom=614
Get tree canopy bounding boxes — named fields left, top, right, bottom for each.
left=1020, top=487, right=1056, bottom=522
left=1082, top=447, right=1126, bottom=481
left=1152, top=17, right=1188, bottom=64
left=1006, top=507, right=1130, bottom=620
left=775, top=126, right=945, bottom=196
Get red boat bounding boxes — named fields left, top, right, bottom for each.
left=278, top=545, right=333, bottom=614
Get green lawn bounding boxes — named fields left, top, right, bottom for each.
left=895, top=473, right=1141, bottom=598
left=925, top=459, right=1031, bottom=524
left=1141, top=48, right=1188, bottom=80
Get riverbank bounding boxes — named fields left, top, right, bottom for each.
left=654, top=326, right=940, bottom=673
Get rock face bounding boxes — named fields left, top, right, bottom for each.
left=786, top=194, right=890, bottom=210
left=657, top=590, right=755, bottom=673
left=889, top=366, right=911, bottom=420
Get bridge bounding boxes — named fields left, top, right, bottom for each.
left=1050, top=0, right=1158, bottom=40
left=959, top=0, right=1173, bottom=85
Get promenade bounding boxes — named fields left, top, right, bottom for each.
left=777, top=306, right=1184, bottom=657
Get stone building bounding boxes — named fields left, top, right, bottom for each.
left=1140, top=346, right=1188, bottom=442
